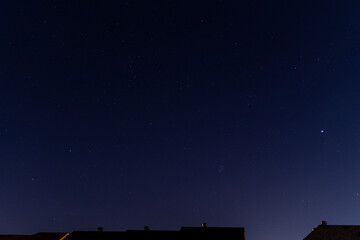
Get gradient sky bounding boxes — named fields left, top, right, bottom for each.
left=1, top=1, right=360, bottom=239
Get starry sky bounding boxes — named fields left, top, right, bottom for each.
left=1, top=1, right=360, bottom=239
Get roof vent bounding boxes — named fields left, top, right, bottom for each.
left=202, top=223, right=208, bottom=228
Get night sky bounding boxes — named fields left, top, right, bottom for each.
left=1, top=1, right=360, bottom=239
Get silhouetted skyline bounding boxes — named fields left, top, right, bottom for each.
left=1, top=1, right=360, bottom=240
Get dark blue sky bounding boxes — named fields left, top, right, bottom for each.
left=1, top=1, right=360, bottom=239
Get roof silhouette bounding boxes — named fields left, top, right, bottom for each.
left=0, top=225, right=245, bottom=240
left=68, top=226, right=245, bottom=239
left=304, top=222, right=360, bottom=240
left=0, top=233, right=68, bottom=240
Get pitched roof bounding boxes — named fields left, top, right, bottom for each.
left=304, top=225, right=360, bottom=240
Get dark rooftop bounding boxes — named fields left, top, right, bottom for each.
left=304, top=222, right=360, bottom=240
left=0, top=233, right=69, bottom=240
left=67, top=225, right=245, bottom=240
left=0, top=224, right=245, bottom=240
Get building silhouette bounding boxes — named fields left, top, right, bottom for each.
left=304, top=221, right=360, bottom=240
left=0, top=233, right=69, bottom=240
left=0, top=224, right=245, bottom=240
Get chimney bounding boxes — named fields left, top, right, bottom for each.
left=320, top=221, right=327, bottom=228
